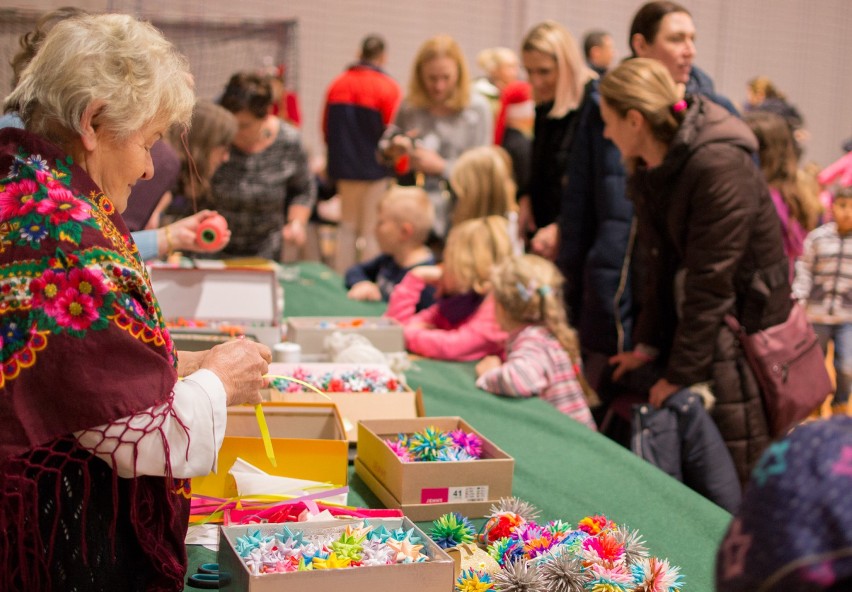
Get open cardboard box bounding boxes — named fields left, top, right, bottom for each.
left=218, top=517, right=454, bottom=592
left=265, top=363, right=424, bottom=442
left=192, top=402, right=348, bottom=498
left=149, top=264, right=282, bottom=348
left=355, top=417, right=514, bottom=521
left=286, top=316, right=404, bottom=357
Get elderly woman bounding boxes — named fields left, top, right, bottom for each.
left=211, top=72, right=316, bottom=259
left=381, top=35, right=493, bottom=241
left=0, top=13, right=270, bottom=591
left=602, top=59, right=791, bottom=484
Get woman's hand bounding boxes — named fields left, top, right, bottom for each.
left=161, top=210, right=231, bottom=255
left=517, top=195, right=536, bottom=239
left=348, top=281, right=382, bottom=301
left=649, top=378, right=681, bottom=408
left=201, top=339, right=271, bottom=406
left=530, top=223, right=559, bottom=261
left=282, top=219, right=307, bottom=247
left=476, top=355, right=502, bottom=377
left=410, top=146, right=446, bottom=176
left=609, top=351, right=649, bottom=381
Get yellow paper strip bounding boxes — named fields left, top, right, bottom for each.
left=254, top=404, right=277, bottom=467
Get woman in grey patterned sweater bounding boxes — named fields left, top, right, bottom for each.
left=211, top=72, right=316, bottom=259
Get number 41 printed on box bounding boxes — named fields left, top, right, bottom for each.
left=421, top=486, right=489, bottom=504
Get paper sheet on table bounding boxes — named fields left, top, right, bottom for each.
left=185, top=524, right=219, bottom=550
left=228, top=458, right=348, bottom=505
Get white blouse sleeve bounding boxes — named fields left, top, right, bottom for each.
left=74, top=369, right=228, bottom=479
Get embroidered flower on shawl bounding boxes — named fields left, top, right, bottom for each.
left=36, top=185, right=91, bottom=225
left=0, top=178, right=39, bottom=220
left=67, top=267, right=109, bottom=306
left=3, top=321, right=25, bottom=350
left=30, top=269, right=67, bottom=314
left=53, top=290, right=100, bottom=331
left=18, top=220, right=49, bottom=245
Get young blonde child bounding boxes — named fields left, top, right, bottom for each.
left=475, top=254, right=598, bottom=429
left=385, top=215, right=511, bottom=361
left=449, top=145, right=523, bottom=254
left=345, top=186, right=436, bottom=310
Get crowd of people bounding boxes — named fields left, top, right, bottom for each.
left=0, top=2, right=850, bottom=590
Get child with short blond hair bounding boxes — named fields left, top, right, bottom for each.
left=475, top=254, right=598, bottom=429
left=345, top=185, right=436, bottom=310
left=385, top=215, right=511, bottom=360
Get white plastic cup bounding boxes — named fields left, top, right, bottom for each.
left=273, top=342, right=301, bottom=363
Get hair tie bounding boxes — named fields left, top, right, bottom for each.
left=671, top=99, right=687, bottom=114
left=537, top=285, right=551, bottom=298
left=516, top=281, right=532, bottom=302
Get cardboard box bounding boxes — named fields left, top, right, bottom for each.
left=355, top=418, right=514, bottom=521
left=217, top=517, right=455, bottom=592
left=265, top=363, right=425, bottom=442
left=149, top=264, right=282, bottom=348
left=286, top=316, right=404, bottom=357
left=192, top=402, right=348, bottom=498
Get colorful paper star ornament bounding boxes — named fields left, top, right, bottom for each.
left=312, top=552, right=352, bottom=570
left=387, top=536, right=425, bottom=563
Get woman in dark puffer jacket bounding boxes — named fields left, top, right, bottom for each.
left=601, top=59, right=791, bottom=484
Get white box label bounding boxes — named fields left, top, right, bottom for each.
left=448, top=486, right=489, bottom=502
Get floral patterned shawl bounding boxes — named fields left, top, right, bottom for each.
left=0, top=128, right=189, bottom=591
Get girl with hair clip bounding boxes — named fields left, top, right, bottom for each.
left=449, top=145, right=522, bottom=254
left=475, top=254, right=598, bottom=429
left=601, top=58, right=791, bottom=484
left=385, top=215, right=511, bottom=361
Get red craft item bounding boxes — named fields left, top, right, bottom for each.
left=195, top=213, right=228, bottom=251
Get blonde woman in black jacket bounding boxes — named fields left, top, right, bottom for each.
left=601, top=59, right=791, bottom=484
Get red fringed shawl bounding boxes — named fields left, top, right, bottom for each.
left=0, top=128, right=189, bottom=591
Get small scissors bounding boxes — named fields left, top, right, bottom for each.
left=187, top=562, right=231, bottom=589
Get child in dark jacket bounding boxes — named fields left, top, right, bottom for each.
left=345, top=185, right=436, bottom=311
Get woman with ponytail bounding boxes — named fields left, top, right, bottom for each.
left=475, top=254, right=598, bottom=429
left=601, top=58, right=791, bottom=484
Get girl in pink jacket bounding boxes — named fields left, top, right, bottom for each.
left=385, top=216, right=511, bottom=361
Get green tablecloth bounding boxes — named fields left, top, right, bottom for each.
left=185, top=262, right=730, bottom=591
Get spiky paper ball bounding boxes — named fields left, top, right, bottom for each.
left=384, top=438, right=413, bottom=462
left=436, top=447, right=476, bottom=462
left=488, top=537, right=525, bottom=567
left=545, top=520, right=571, bottom=544
left=493, top=558, right=547, bottom=592
left=431, top=512, right=476, bottom=549
left=456, top=567, right=494, bottom=592
left=577, top=514, right=616, bottom=536
left=612, top=526, right=649, bottom=565
left=409, top=426, right=453, bottom=461
left=491, top=497, right=541, bottom=522
left=538, top=552, right=586, bottom=592
left=522, top=532, right=556, bottom=560
left=581, top=532, right=626, bottom=566
left=584, top=562, right=634, bottom=590
left=450, top=429, right=484, bottom=457
left=631, top=557, right=684, bottom=592
left=482, top=512, right=525, bottom=544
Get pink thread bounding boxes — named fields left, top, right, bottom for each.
left=671, top=99, right=688, bottom=114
